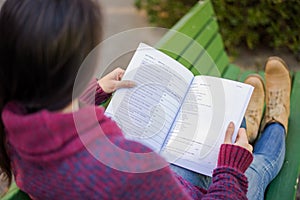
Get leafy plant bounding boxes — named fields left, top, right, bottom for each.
left=212, top=0, right=300, bottom=55
left=135, top=0, right=196, bottom=28
left=135, top=0, right=300, bottom=56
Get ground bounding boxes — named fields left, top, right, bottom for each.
left=232, top=46, right=299, bottom=71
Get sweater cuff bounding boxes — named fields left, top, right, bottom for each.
left=79, top=78, right=112, bottom=105
left=217, top=144, right=253, bottom=173
left=94, top=81, right=112, bottom=104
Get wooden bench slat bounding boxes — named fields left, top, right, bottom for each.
left=199, top=51, right=225, bottom=77
left=265, top=71, right=300, bottom=200
left=189, top=52, right=215, bottom=75
left=205, top=34, right=224, bottom=62
left=194, top=19, right=219, bottom=48
left=158, top=39, right=192, bottom=61
left=155, top=1, right=213, bottom=61
left=179, top=18, right=219, bottom=65
left=222, top=64, right=241, bottom=80
left=156, top=1, right=213, bottom=46
left=191, top=34, right=226, bottom=76
left=1, top=182, right=30, bottom=200
left=209, top=50, right=229, bottom=76
left=176, top=41, right=207, bottom=69
left=165, top=1, right=213, bottom=37
left=176, top=19, right=219, bottom=69
left=238, top=70, right=256, bottom=82
left=156, top=0, right=229, bottom=76
left=190, top=66, right=200, bottom=76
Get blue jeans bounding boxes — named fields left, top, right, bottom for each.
left=170, top=123, right=286, bottom=200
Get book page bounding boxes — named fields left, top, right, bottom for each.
left=161, top=76, right=253, bottom=176
left=105, top=43, right=194, bottom=152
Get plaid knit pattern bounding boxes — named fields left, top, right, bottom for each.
left=2, top=81, right=253, bottom=199
left=79, top=79, right=112, bottom=105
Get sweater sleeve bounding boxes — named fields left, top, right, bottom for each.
left=118, top=144, right=253, bottom=200
left=79, top=78, right=111, bottom=105
left=201, top=144, right=253, bottom=200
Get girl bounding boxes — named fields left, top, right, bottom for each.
left=0, top=0, right=253, bottom=199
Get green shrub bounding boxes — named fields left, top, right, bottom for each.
left=135, top=0, right=196, bottom=28
left=212, top=0, right=300, bottom=55
left=135, top=0, right=300, bottom=56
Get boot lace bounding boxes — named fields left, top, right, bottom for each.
left=266, top=89, right=285, bottom=119
left=246, top=109, right=259, bottom=125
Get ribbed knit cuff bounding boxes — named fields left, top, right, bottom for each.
left=79, top=79, right=112, bottom=105
left=94, top=81, right=112, bottom=105
left=217, top=144, right=253, bottom=173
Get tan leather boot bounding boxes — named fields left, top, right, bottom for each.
left=263, top=56, right=291, bottom=133
left=244, top=75, right=265, bottom=143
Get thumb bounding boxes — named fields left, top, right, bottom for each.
left=224, top=122, right=235, bottom=144
left=115, top=80, right=136, bottom=90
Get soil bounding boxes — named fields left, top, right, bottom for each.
left=230, top=46, right=300, bottom=71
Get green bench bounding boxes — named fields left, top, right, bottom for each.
left=2, top=0, right=299, bottom=199
left=156, top=0, right=300, bottom=199
left=1, top=182, right=30, bottom=200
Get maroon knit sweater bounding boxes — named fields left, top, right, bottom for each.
left=2, top=79, right=253, bottom=199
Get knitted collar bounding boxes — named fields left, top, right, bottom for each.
left=2, top=102, right=110, bottom=162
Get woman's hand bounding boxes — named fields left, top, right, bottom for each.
left=224, top=122, right=253, bottom=153
left=98, top=67, right=136, bottom=93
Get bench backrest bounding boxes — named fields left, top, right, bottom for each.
left=156, top=0, right=300, bottom=199
left=155, top=0, right=229, bottom=77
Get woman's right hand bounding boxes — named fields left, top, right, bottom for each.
left=224, top=122, right=253, bottom=153
left=98, top=67, right=136, bottom=94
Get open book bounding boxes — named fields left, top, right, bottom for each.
left=105, top=43, right=253, bottom=176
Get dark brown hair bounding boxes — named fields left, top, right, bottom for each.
left=0, top=0, right=102, bottom=186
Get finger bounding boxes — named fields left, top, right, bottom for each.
left=235, top=142, right=253, bottom=153
left=235, top=128, right=253, bottom=153
left=234, top=128, right=245, bottom=141
left=115, top=80, right=136, bottom=89
left=114, top=68, right=125, bottom=80
left=224, top=122, right=235, bottom=144
left=113, top=67, right=125, bottom=73
left=236, top=128, right=248, bottom=143
left=246, top=144, right=253, bottom=153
